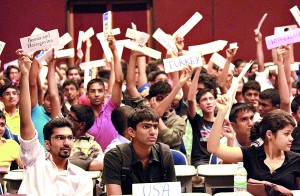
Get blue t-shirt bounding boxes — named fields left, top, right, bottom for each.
left=31, top=104, right=51, bottom=147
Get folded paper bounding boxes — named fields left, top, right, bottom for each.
left=172, top=12, right=203, bottom=38
left=189, top=40, right=228, bottom=56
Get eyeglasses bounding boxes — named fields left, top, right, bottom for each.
left=66, top=114, right=80, bottom=123
left=51, top=135, right=75, bottom=141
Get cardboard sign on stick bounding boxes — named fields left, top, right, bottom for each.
left=153, top=28, right=178, bottom=53
left=124, top=40, right=161, bottom=59
left=172, top=12, right=203, bottom=38
left=189, top=40, right=227, bottom=56
left=0, top=41, right=5, bottom=56
left=20, top=29, right=59, bottom=53
left=132, top=182, right=181, bottom=196
left=290, top=6, right=300, bottom=27
left=163, top=55, right=202, bottom=73
left=265, top=28, right=300, bottom=49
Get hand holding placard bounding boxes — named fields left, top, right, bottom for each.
left=153, top=28, right=178, bottom=53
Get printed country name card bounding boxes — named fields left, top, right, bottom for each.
left=0, top=41, right=5, bottom=56
left=103, top=11, right=112, bottom=37
left=265, top=28, right=300, bottom=49
left=126, top=28, right=150, bottom=45
left=124, top=40, right=161, bottom=59
left=132, top=182, right=181, bottom=196
left=189, top=40, right=228, bottom=56
left=163, top=55, right=202, bottom=73
left=20, top=29, right=59, bottom=53
left=172, top=12, right=203, bottom=38
left=79, top=59, right=106, bottom=70
left=153, top=28, right=178, bottom=53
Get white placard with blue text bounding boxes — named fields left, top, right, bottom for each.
left=163, top=55, right=202, bottom=73
left=132, top=182, right=181, bottom=196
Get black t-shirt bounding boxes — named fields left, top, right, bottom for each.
left=102, top=143, right=176, bottom=195
left=188, top=113, right=214, bottom=167
left=242, top=145, right=300, bottom=189
left=292, top=127, right=300, bottom=153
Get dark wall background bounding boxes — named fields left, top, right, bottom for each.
left=0, top=0, right=299, bottom=65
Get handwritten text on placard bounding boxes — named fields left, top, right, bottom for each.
left=265, top=28, right=300, bottom=49
left=163, top=55, right=202, bottom=73
left=132, top=182, right=181, bottom=196
left=20, top=29, right=59, bottom=53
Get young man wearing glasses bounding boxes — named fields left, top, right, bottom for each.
left=17, top=51, right=92, bottom=195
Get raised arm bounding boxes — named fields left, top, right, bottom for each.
left=254, top=29, right=265, bottom=72
left=207, top=95, right=243, bottom=163
left=155, top=66, right=192, bottom=117
left=108, top=35, right=123, bottom=105
left=17, top=50, right=35, bottom=140
left=29, top=51, right=41, bottom=109
left=75, top=49, right=83, bottom=67
left=276, top=45, right=290, bottom=113
left=126, top=50, right=142, bottom=98
left=187, top=66, right=202, bottom=119
left=46, top=49, right=62, bottom=118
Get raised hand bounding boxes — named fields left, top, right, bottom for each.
left=77, top=48, right=84, bottom=59
left=107, top=35, right=116, bottom=51
left=216, top=94, right=230, bottom=113
left=221, top=119, right=234, bottom=140
left=86, top=38, right=92, bottom=48
left=179, top=65, right=193, bottom=84
left=175, top=36, right=184, bottom=53
left=254, top=29, right=262, bottom=43
left=226, top=48, right=238, bottom=61
left=45, top=48, right=55, bottom=65
left=276, top=45, right=290, bottom=64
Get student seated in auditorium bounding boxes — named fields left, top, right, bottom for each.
left=17, top=52, right=92, bottom=195
left=208, top=94, right=300, bottom=190
left=67, top=104, right=102, bottom=171
left=63, top=79, right=79, bottom=110
left=187, top=65, right=216, bottom=167
left=102, top=106, right=176, bottom=195
left=0, top=110, right=23, bottom=174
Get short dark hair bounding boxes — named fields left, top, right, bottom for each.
left=5, top=65, right=20, bottom=79
left=242, top=80, right=260, bottom=95
left=98, top=70, right=110, bottom=80
left=196, top=88, right=214, bottom=104
left=198, top=73, right=218, bottom=98
left=291, top=95, right=300, bottom=114
left=233, top=59, right=245, bottom=68
left=229, top=103, right=256, bottom=123
left=127, top=106, right=159, bottom=130
left=0, top=76, right=12, bottom=87
left=87, top=78, right=104, bottom=91
left=259, top=89, right=280, bottom=107
left=148, top=81, right=171, bottom=99
left=0, top=84, right=18, bottom=97
left=150, top=71, right=168, bottom=83
left=44, top=87, right=64, bottom=105
left=43, top=117, right=74, bottom=140
left=66, top=66, right=79, bottom=76
left=0, top=110, right=6, bottom=120
left=111, top=105, right=133, bottom=135
left=63, top=79, right=79, bottom=90
left=70, top=104, right=95, bottom=132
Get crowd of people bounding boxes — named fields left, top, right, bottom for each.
left=0, top=22, right=300, bottom=195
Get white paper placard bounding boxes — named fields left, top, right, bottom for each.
left=79, top=59, right=106, bottom=70
left=256, top=13, right=268, bottom=32
left=291, top=63, right=300, bottom=71
left=115, top=39, right=130, bottom=60
left=96, top=28, right=121, bottom=62
left=290, top=6, right=300, bottom=27
left=189, top=40, right=228, bottom=56
left=83, top=27, right=95, bottom=42
left=132, top=182, right=181, bottom=196
left=265, top=28, right=300, bottom=50
left=126, top=28, right=150, bottom=45
left=153, top=28, right=178, bottom=53
left=3, top=59, right=18, bottom=70
left=163, top=55, right=202, bottom=73
left=31, top=28, right=45, bottom=36
left=103, top=11, right=112, bottom=37
left=55, top=48, right=74, bottom=59
left=229, top=42, right=238, bottom=49
left=0, top=41, right=6, bottom=56
left=20, top=29, right=59, bottom=53
left=131, top=22, right=137, bottom=30
left=39, top=65, right=48, bottom=87
left=58, top=33, right=72, bottom=49
left=77, top=31, right=84, bottom=50
left=124, top=40, right=161, bottom=59
left=209, top=52, right=235, bottom=70
left=172, top=12, right=203, bottom=38
left=274, top=24, right=297, bottom=35
left=35, top=48, right=54, bottom=64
